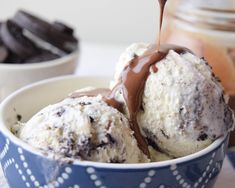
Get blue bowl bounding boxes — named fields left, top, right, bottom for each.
left=0, top=76, right=229, bottom=188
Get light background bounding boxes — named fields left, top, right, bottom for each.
left=0, top=0, right=163, bottom=45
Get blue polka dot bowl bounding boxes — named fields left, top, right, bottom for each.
left=0, top=76, right=229, bottom=188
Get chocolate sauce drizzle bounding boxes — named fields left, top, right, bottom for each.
left=105, top=0, right=190, bottom=157
left=105, top=45, right=188, bottom=157
left=106, top=0, right=168, bottom=157
left=72, top=0, right=189, bottom=158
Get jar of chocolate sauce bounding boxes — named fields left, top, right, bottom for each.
left=162, top=0, right=235, bottom=146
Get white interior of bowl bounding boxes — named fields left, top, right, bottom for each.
left=0, top=76, right=226, bottom=169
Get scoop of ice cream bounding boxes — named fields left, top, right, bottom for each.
left=112, top=43, right=235, bottom=158
left=15, top=91, right=148, bottom=163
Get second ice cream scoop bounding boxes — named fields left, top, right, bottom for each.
left=112, top=43, right=234, bottom=158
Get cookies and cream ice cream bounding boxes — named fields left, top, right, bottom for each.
left=13, top=43, right=235, bottom=163
left=11, top=0, right=235, bottom=163
left=14, top=89, right=148, bottom=163
left=111, top=43, right=234, bottom=158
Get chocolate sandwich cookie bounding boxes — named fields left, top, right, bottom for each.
left=13, top=10, right=78, bottom=53
left=25, top=50, right=60, bottom=63
left=0, top=20, right=39, bottom=59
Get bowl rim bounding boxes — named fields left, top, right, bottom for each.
left=0, top=75, right=227, bottom=169
left=0, top=49, right=79, bottom=70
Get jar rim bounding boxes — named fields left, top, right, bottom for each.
left=175, top=0, right=235, bottom=12
left=171, top=3, right=235, bottom=32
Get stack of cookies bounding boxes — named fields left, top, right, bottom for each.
left=0, top=10, right=78, bottom=64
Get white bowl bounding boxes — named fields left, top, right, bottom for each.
left=0, top=50, right=79, bottom=101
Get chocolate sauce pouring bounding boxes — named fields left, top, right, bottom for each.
left=72, top=0, right=188, bottom=158
left=158, top=0, right=167, bottom=49
left=106, top=0, right=190, bottom=158
left=106, top=0, right=169, bottom=157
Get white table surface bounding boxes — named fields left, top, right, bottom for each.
left=1, top=42, right=235, bottom=187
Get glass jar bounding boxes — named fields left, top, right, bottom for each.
left=163, top=0, right=235, bottom=145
